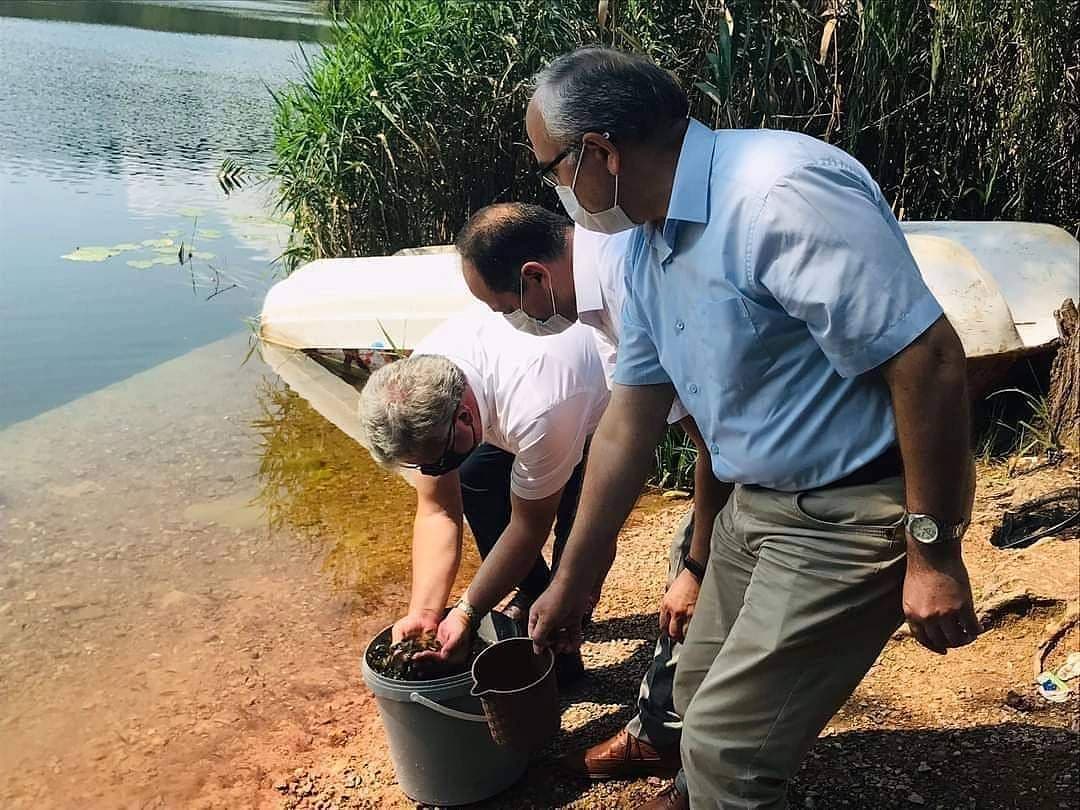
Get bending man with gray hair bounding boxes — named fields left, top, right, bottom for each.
left=358, top=309, right=609, bottom=676
left=526, top=48, right=978, bottom=810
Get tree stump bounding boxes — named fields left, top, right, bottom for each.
left=1048, top=298, right=1079, bottom=453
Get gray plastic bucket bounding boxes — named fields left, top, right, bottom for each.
left=361, top=615, right=528, bottom=806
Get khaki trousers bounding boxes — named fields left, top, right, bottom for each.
left=672, top=477, right=907, bottom=810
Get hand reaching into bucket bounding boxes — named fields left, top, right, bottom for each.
left=528, top=575, right=590, bottom=655
left=411, top=608, right=472, bottom=668
left=391, top=609, right=441, bottom=644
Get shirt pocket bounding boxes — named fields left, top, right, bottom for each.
left=690, top=296, right=771, bottom=397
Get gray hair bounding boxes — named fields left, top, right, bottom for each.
left=357, top=354, right=466, bottom=468
left=532, top=47, right=688, bottom=148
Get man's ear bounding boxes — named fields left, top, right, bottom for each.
left=521, top=261, right=549, bottom=288
left=581, top=131, right=620, bottom=176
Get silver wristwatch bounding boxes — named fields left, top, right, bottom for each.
left=904, top=512, right=969, bottom=545
left=453, top=596, right=480, bottom=632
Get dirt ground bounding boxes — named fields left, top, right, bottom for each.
left=269, top=462, right=1079, bottom=810
left=1, top=344, right=1076, bottom=809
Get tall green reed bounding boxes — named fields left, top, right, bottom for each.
left=269, top=0, right=590, bottom=269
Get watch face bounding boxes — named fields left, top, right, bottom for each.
left=909, top=516, right=939, bottom=544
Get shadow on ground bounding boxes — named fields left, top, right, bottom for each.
left=470, top=722, right=1077, bottom=809
left=586, top=612, right=661, bottom=645
left=792, top=723, right=1077, bottom=809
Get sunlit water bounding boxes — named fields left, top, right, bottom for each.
left=0, top=4, right=452, bottom=806
left=0, top=0, right=325, bottom=427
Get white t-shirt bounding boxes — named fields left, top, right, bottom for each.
left=572, top=226, right=688, bottom=424
left=412, top=310, right=610, bottom=500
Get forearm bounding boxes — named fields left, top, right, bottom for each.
left=465, top=518, right=550, bottom=615
left=555, top=386, right=671, bottom=591
left=408, top=512, right=462, bottom=616
left=884, top=318, right=973, bottom=558
left=690, top=466, right=731, bottom=563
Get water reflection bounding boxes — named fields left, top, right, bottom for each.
left=0, top=9, right=312, bottom=183
left=0, top=4, right=308, bottom=426
left=252, top=381, right=481, bottom=601
left=0, top=0, right=329, bottom=43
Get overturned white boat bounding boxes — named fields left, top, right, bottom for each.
left=259, top=222, right=1079, bottom=440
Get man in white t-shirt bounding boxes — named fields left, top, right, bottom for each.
left=357, top=309, right=609, bottom=672
left=454, top=203, right=733, bottom=780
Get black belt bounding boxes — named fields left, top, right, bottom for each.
left=820, top=445, right=903, bottom=490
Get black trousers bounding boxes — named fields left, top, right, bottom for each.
left=458, top=442, right=587, bottom=601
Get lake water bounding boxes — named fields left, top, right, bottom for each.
left=0, top=0, right=327, bottom=428
left=0, top=4, right=455, bottom=806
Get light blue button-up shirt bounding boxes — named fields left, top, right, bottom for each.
left=613, top=119, right=944, bottom=491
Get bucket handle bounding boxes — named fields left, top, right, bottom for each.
left=408, top=691, right=487, bottom=723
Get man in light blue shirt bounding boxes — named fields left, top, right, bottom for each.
left=526, top=48, right=979, bottom=810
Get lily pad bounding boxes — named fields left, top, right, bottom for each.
left=177, top=207, right=204, bottom=218
left=142, top=238, right=174, bottom=248
left=153, top=245, right=180, bottom=254
left=126, top=259, right=154, bottom=270
left=191, top=251, right=215, bottom=260
left=109, top=243, right=141, bottom=252
left=150, top=255, right=177, bottom=266
left=162, top=229, right=182, bottom=238
left=197, top=229, right=222, bottom=239
left=62, top=246, right=121, bottom=262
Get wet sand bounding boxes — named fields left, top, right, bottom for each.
left=0, top=333, right=433, bottom=808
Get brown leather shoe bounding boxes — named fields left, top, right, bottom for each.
left=562, top=728, right=680, bottom=780
left=637, top=781, right=689, bottom=810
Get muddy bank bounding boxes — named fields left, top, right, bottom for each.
left=0, top=334, right=445, bottom=809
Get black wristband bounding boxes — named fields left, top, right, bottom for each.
left=683, top=554, right=706, bottom=582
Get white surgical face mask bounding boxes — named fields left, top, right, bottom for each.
left=503, top=274, right=574, bottom=336
left=555, top=140, right=636, bottom=235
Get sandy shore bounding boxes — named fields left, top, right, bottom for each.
left=275, top=463, right=1079, bottom=810
left=1, top=337, right=1076, bottom=808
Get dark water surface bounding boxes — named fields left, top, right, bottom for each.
left=0, top=0, right=324, bottom=427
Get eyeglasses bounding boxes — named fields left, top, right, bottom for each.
left=399, top=396, right=472, bottom=476
left=399, top=417, right=457, bottom=476
left=535, top=146, right=575, bottom=188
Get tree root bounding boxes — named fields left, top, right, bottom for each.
left=1032, top=603, right=1080, bottom=680
left=976, top=589, right=1065, bottom=629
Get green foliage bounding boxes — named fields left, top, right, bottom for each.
left=605, top=0, right=1078, bottom=231
left=268, top=0, right=592, bottom=269
left=271, top=0, right=1077, bottom=272
left=650, top=425, right=698, bottom=491
left=977, top=388, right=1061, bottom=461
